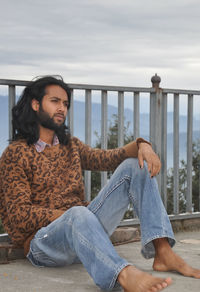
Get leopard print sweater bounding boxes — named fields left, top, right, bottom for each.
left=0, top=136, right=142, bottom=254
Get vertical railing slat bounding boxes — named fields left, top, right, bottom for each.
left=134, top=92, right=140, bottom=138
left=68, top=89, right=74, bottom=136
left=101, top=90, right=108, bottom=188
left=118, top=91, right=124, bottom=147
left=186, top=94, right=193, bottom=212
left=84, top=90, right=92, bottom=201
left=8, top=85, right=16, bottom=141
left=161, top=93, right=168, bottom=207
left=150, top=92, right=156, bottom=149
left=173, top=94, right=179, bottom=214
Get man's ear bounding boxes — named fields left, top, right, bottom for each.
left=31, top=99, right=39, bottom=112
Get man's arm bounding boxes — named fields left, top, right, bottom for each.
left=73, top=137, right=160, bottom=176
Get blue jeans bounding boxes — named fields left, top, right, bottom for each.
left=27, top=158, right=175, bottom=291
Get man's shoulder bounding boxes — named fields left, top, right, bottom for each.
left=68, top=136, right=82, bottom=148
left=0, top=140, right=34, bottom=162
left=3, top=140, right=31, bottom=151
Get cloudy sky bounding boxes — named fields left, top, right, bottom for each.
left=1, top=0, right=200, bottom=90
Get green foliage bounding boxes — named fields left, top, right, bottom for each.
left=94, top=114, right=134, bottom=150
left=191, top=140, right=200, bottom=211
left=167, top=140, right=200, bottom=214
left=0, top=218, right=5, bottom=234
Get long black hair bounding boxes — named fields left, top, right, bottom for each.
left=12, top=75, right=71, bottom=145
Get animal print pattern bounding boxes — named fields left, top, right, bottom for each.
left=0, top=137, right=130, bottom=252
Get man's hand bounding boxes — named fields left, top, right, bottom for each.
left=138, top=143, right=161, bottom=177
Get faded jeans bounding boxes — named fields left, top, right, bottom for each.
left=27, top=158, right=175, bottom=291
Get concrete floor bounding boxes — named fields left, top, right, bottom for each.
left=0, top=231, right=200, bottom=292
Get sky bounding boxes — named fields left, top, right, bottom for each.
left=1, top=0, right=200, bottom=91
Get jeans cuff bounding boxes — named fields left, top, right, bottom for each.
left=26, top=248, right=45, bottom=267
left=108, top=262, right=131, bottom=291
left=141, top=234, right=176, bottom=259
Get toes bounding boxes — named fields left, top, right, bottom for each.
left=151, top=287, right=158, bottom=292
left=148, top=287, right=158, bottom=292
left=164, top=277, right=172, bottom=286
left=194, top=272, right=200, bottom=279
left=155, top=283, right=163, bottom=290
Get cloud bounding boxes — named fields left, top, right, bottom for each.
left=0, top=0, right=200, bottom=89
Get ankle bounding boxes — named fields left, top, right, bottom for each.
left=117, top=265, right=132, bottom=288
left=153, top=237, right=171, bottom=256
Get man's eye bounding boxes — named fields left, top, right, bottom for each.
left=64, top=102, right=69, bottom=107
left=52, top=99, right=58, bottom=102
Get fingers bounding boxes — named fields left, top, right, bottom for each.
left=149, top=157, right=161, bottom=177
left=137, top=144, right=161, bottom=177
left=138, top=151, right=144, bottom=169
left=138, top=151, right=161, bottom=177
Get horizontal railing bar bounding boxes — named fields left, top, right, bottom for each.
left=163, top=88, right=200, bottom=95
left=0, top=79, right=29, bottom=86
left=1, top=79, right=200, bottom=95
left=68, top=84, right=155, bottom=93
left=120, top=212, right=200, bottom=226
left=0, top=79, right=155, bottom=93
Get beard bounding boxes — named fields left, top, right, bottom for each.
left=36, top=105, right=70, bottom=145
left=37, top=106, right=66, bottom=132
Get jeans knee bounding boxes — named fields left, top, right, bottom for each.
left=68, top=206, right=92, bottom=225
left=120, top=158, right=139, bottom=173
left=118, top=158, right=149, bottom=180
left=122, top=157, right=138, bottom=167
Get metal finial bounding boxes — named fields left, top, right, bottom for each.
left=151, top=73, right=161, bottom=89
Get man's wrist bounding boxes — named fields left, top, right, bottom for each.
left=136, top=138, right=152, bottom=149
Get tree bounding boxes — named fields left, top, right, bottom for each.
left=167, top=140, right=200, bottom=214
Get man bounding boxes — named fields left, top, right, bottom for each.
left=0, top=76, right=199, bottom=292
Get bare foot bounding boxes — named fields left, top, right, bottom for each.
left=118, top=265, right=172, bottom=292
left=153, top=238, right=200, bottom=279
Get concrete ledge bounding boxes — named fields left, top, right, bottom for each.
left=111, top=227, right=140, bottom=245
left=0, top=242, right=25, bottom=264
left=120, top=212, right=200, bottom=233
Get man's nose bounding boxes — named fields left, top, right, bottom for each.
left=58, top=102, right=65, bottom=112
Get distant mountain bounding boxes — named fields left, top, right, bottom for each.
left=0, top=96, right=199, bottom=168
left=73, top=100, right=200, bottom=140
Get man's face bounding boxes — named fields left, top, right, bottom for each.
left=36, top=85, right=69, bottom=131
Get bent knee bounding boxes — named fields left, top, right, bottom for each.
left=119, top=158, right=149, bottom=177
left=68, top=206, right=92, bottom=222
left=120, top=157, right=139, bottom=169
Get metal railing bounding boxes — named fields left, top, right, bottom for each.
left=0, top=75, right=200, bottom=223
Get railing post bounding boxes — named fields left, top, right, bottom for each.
left=150, top=74, right=163, bottom=195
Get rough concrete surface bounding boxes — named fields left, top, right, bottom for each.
left=0, top=231, right=200, bottom=292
